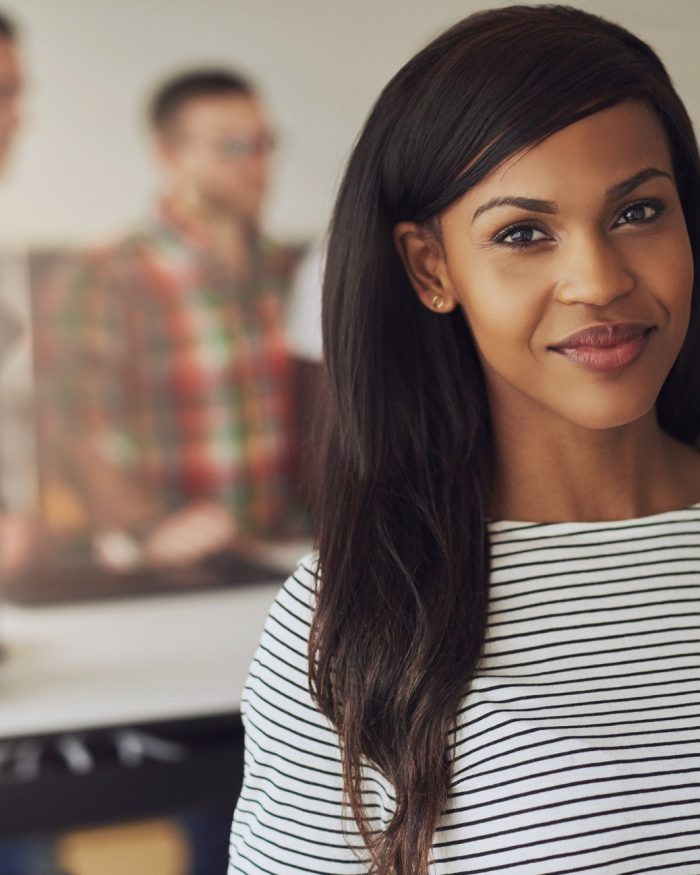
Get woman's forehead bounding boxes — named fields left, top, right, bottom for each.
left=461, top=101, right=674, bottom=212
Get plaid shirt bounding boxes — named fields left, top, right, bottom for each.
left=37, top=202, right=304, bottom=538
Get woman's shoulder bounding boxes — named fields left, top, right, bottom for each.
left=246, top=552, right=319, bottom=679
left=241, top=551, right=334, bottom=735
left=269, top=551, right=319, bottom=632
left=232, top=550, right=373, bottom=870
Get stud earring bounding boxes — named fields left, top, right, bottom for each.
left=431, top=295, right=445, bottom=311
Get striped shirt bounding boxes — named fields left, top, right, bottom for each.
left=230, top=503, right=700, bottom=873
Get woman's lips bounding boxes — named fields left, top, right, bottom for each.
left=549, top=323, right=654, bottom=373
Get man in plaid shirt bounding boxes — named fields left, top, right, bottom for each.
left=37, top=69, right=309, bottom=568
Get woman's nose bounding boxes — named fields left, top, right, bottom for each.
left=555, top=232, right=635, bottom=307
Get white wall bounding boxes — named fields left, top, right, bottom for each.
left=0, top=0, right=697, bottom=247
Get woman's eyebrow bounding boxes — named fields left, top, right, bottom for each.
left=605, top=166, right=673, bottom=200
left=472, top=196, right=555, bottom=223
left=471, top=166, right=673, bottom=224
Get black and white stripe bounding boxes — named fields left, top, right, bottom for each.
left=230, top=504, right=700, bottom=873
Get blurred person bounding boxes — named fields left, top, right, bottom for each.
left=0, top=9, right=22, bottom=172
left=28, top=66, right=310, bottom=875
left=34, top=68, right=308, bottom=573
left=285, top=241, right=325, bottom=508
left=286, top=241, right=323, bottom=365
left=0, top=8, right=32, bottom=576
left=0, top=14, right=68, bottom=875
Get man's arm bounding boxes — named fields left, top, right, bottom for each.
left=35, top=250, right=161, bottom=535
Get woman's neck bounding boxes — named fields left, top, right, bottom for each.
left=490, top=407, right=700, bottom=523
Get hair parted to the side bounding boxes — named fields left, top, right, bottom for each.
left=310, top=5, right=700, bottom=874
left=148, top=68, right=254, bottom=134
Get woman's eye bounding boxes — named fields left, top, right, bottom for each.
left=495, top=225, right=548, bottom=247
left=615, top=201, right=663, bottom=226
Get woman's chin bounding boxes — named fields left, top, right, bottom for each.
left=555, top=392, right=660, bottom=433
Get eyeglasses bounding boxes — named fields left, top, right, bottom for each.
left=179, top=132, right=278, bottom=160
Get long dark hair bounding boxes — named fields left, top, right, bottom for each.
left=310, top=6, right=700, bottom=873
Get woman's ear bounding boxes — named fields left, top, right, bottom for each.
left=393, top=221, right=458, bottom=313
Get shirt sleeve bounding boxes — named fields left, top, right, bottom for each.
left=229, top=556, right=394, bottom=874
left=284, top=245, right=324, bottom=364
left=35, top=248, right=142, bottom=473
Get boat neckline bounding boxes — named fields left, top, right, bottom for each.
left=488, top=500, right=700, bottom=530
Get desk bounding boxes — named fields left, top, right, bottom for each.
left=0, top=583, right=281, bottom=738
left=0, top=582, right=282, bottom=837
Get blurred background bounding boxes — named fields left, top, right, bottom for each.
left=0, top=1, right=698, bottom=873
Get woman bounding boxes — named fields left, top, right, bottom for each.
left=230, top=6, right=700, bottom=873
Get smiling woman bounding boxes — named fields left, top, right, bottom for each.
left=394, top=99, right=697, bottom=520
left=229, top=6, right=700, bottom=874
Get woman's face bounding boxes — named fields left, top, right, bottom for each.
left=402, top=100, right=694, bottom=434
